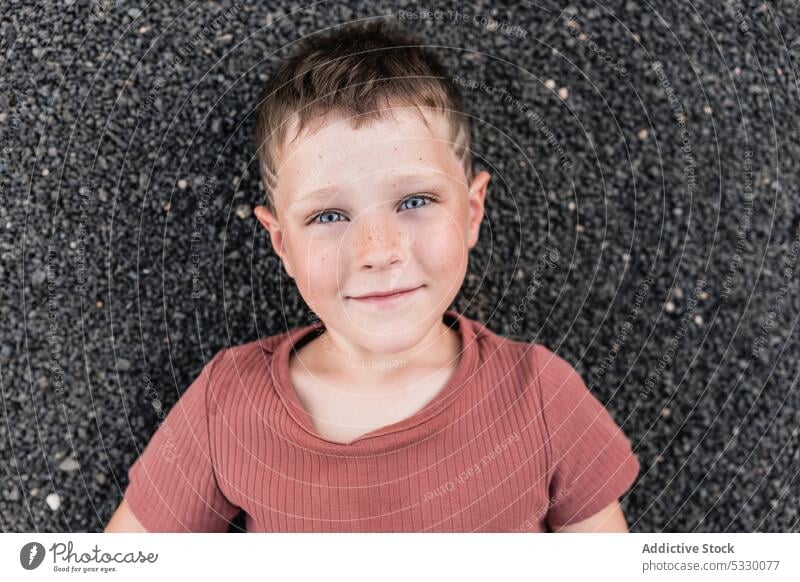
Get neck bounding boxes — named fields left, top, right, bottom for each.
left=304, top=315, right=462, bottom=392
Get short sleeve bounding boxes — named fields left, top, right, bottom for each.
left=533, top=344, right=640, bottom=529
left=123, top=351, right=240, bottom=532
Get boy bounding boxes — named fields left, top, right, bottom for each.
left=106, top=18, right=639, bottom=533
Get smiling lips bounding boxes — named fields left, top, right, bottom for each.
left=348, top=285, right=423, bottom=306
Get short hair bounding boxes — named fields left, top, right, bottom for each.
left=254, top=17, right=474, bottom=214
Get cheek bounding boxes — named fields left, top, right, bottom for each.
left=292, top=234, right=341, bottom=297
left=413, top=210, right=468, bottom=275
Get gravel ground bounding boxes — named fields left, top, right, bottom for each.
left=1, top=0, right=799, bottom=532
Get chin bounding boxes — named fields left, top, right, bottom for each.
left=344, top=314, right=432, bottom=350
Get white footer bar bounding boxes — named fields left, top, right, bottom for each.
left=3, top=533, right=797, bottom=581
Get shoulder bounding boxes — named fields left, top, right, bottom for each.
left=461, top=315, right=534, bottom=361
left=528, top=343, right=588, bottom=398
left=523, top=343, right=631, bottom=457
left=457, top=315, right=553, bottom=384
left=460, top=319, right=571, bottom=412
left=464, top=318, right=569, bottom=383
left=469, top=324, right=595, bottom=417
left=204, top=328, right=294, bottom=409
left=523, top=343, right=606, bottom=421
left=463, top=325, right=606, bottom=449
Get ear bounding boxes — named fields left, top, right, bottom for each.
left=254, top=205, right=295, bottom=279
left=466, top=170, right=491, bottom=250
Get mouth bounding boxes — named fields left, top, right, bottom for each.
left=347, top=285, right=423, bottom=305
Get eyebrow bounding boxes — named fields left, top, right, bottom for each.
left=295, top=172, right=446, bottom=202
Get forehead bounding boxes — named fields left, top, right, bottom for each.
left=274, top=109, right=463, bottom=209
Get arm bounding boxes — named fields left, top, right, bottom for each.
left=553, top=500, right=629, bottom=533
left=110, top=351, right=240, bottom=532
left=104, top=498, right=148, bottom=533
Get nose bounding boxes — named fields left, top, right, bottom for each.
left=350, top=210, right=411, bottom=271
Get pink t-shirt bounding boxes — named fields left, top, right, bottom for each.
left=123, top=309, right=640, bottom=532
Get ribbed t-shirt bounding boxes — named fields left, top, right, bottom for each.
left=123, top=309, right=640, bottom=532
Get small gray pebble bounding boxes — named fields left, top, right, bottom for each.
left=58, top=457, right=80, bottom=472
left=31, top=270, right=47, bottom=286
left=235, top=204, right=252, bottom=220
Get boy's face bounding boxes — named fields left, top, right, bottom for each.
left=255, top=108, right=490, bottom=353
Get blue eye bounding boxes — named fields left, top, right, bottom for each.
left=399, top=194, right=435, bottom=211
left=309, top=193, right=438, bottom=225
left=315, top=210, right=345, bottom=224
